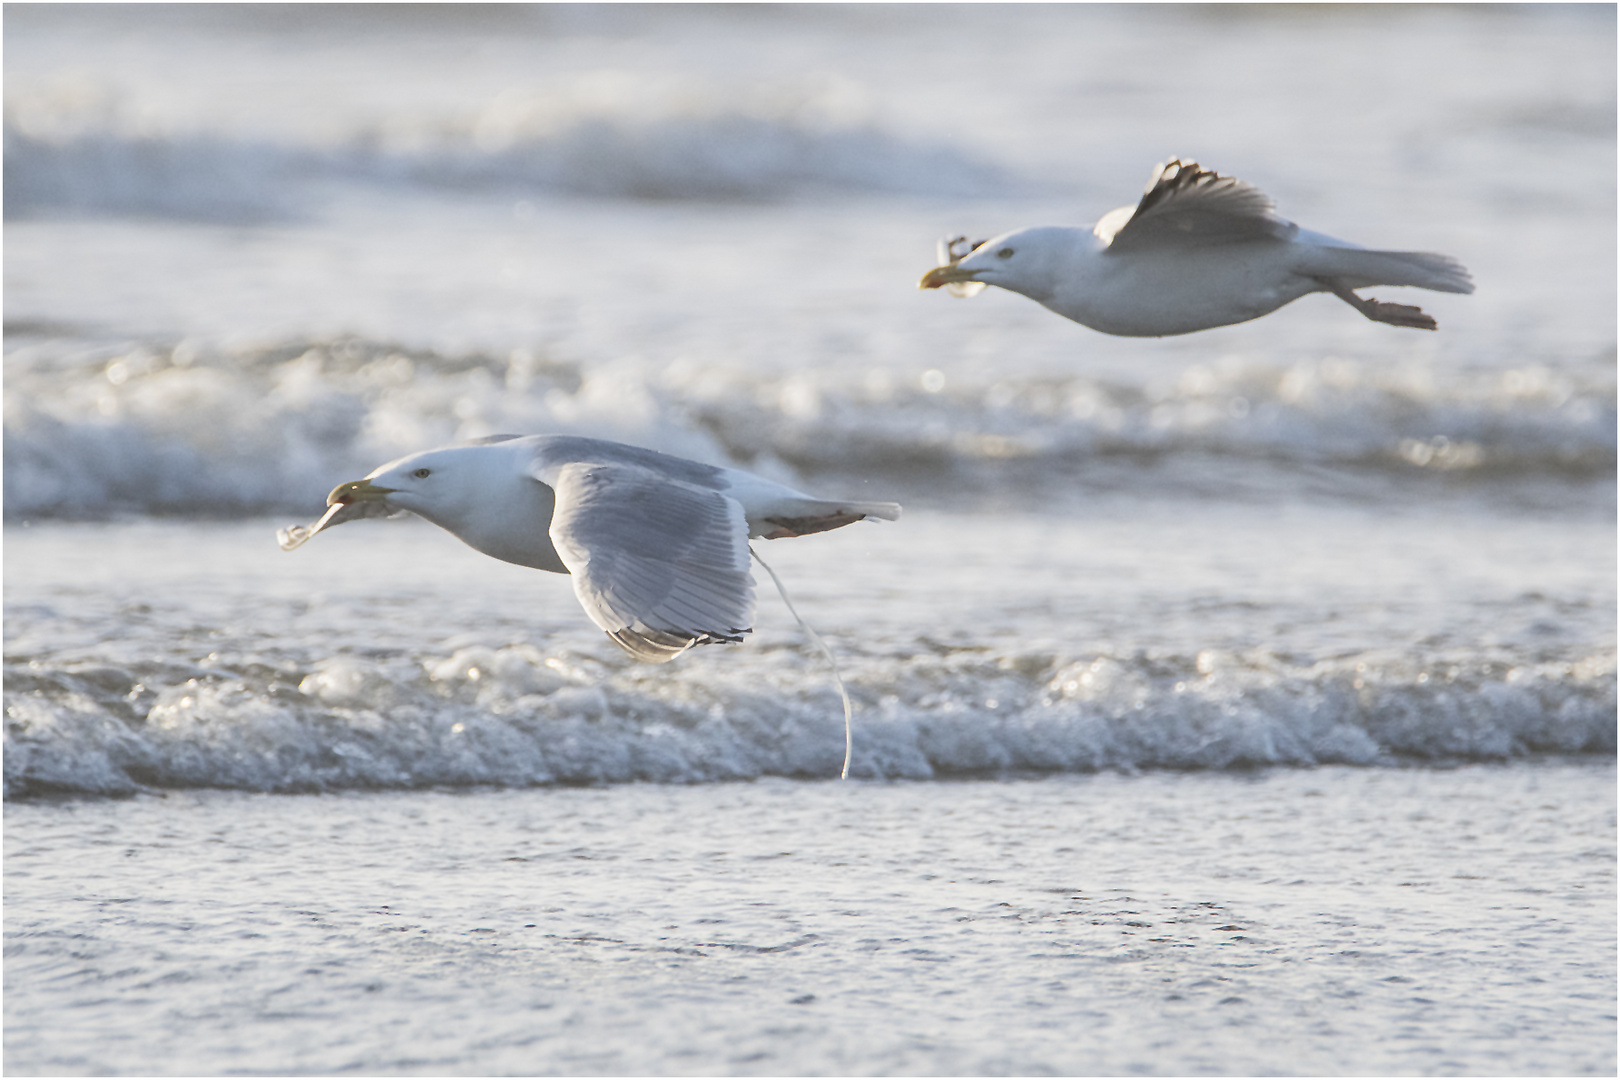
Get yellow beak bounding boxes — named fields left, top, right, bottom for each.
left=918, top=263, right=983, bottom=290
left=326, top=478, right=396, bottom=507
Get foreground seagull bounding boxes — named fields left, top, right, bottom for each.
left=919, top=158, right=1473, bottom=335
left=279, top=434, right=900, bottom=663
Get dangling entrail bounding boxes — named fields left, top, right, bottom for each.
left=750, top=546, right=853, bottom=780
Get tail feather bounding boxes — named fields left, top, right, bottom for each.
left=1302, top=245, right=1474, bottom=294
left=841, top=500, right=902, bottom=522
left=759, top=499, right=901, bottom=539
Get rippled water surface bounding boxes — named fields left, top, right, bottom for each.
left=5, top=765, right=1615, bottom=1076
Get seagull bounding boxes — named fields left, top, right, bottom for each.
left=919, top=158, right=1473, bottom=335
left=279, top=434, right=900, bottom=663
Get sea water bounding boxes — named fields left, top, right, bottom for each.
left=4, top=766, right=1614, bottom=1076
left=4, top=5, right=1615, bottom=1075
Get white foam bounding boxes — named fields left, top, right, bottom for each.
left=4, top=71, right=1009, bottom=221
left=6, top=643, right=1613, bottom=798
left=4, top=339, right=1613, bottom=519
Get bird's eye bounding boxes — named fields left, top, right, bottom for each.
left=413, top=468, right=431, bottom=479
left=997, top=247, right=1015, bottom=259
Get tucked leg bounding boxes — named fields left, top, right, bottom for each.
left=1318, top=278, right=1438, bottom=330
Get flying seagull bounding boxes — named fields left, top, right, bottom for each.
left=279, top=434, right=900, bottom=663
left=919, top=158, right=1473, bottom=335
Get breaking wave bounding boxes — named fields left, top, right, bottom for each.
left=6, top=641, right=1613, bottom=798
left=4, top=74, right=1010, bottom=220
left=4, top=336, right=1613, bottom=519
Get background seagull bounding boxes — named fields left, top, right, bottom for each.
left=279, top=434, right=900, bottom=663
left=920, top=157, right=1473, bottom=335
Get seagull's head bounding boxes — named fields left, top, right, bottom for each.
left=277, top=450, right=461, bottom=553
left=917, top=227, right=1067, bottom=302
left=318, top=439, right=565, bottom=572
left=328, top=446, right=490, bottom=532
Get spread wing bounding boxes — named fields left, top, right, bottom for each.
left=1096, top=158, right=1296, bottom=253
left=544, top=461, right=755, bottom=663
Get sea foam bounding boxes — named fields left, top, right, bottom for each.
left=4, top=337, right=1613, bottom=519
left=6, top=642, right=1613, bottom=798
left=4, top=72, right=1009, bottom=221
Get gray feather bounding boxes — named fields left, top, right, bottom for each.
left=1101, top=158, right=1297, bottom=252
left=547, top=462, right=754, bottom=658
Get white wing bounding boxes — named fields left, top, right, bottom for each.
left=1096, top=158, right=1297, bottom=252
left=545, top=461, right=755, bottom=663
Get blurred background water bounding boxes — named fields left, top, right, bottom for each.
left=4, top=4, right=1614, bottom=1075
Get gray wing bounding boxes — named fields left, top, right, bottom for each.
left=546, top=461, right=755, bottom=663
left=1097, top=158, right=1297, bottom=252
left=529, top=434, right=727, bottom=487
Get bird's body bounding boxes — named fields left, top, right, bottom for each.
left=920, top=159, right=1473, bottom=335
left=279, top=434, right=899, bottom=663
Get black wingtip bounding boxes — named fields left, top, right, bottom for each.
left=607, top=626, right=750, bottom=664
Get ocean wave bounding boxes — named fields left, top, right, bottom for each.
left=2, top=338, right=727, bottom=518
left=678, top=353, right=1618, bottom=493
left=5, top=641, right=1613, bottom=799
left=3, top=125, right=295, bottom=223
left=4, top=337, right=1613, bottom=519
left=3, top=74, right=1008, bottom=219
left=361, top=76, right=1011, bottom=201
